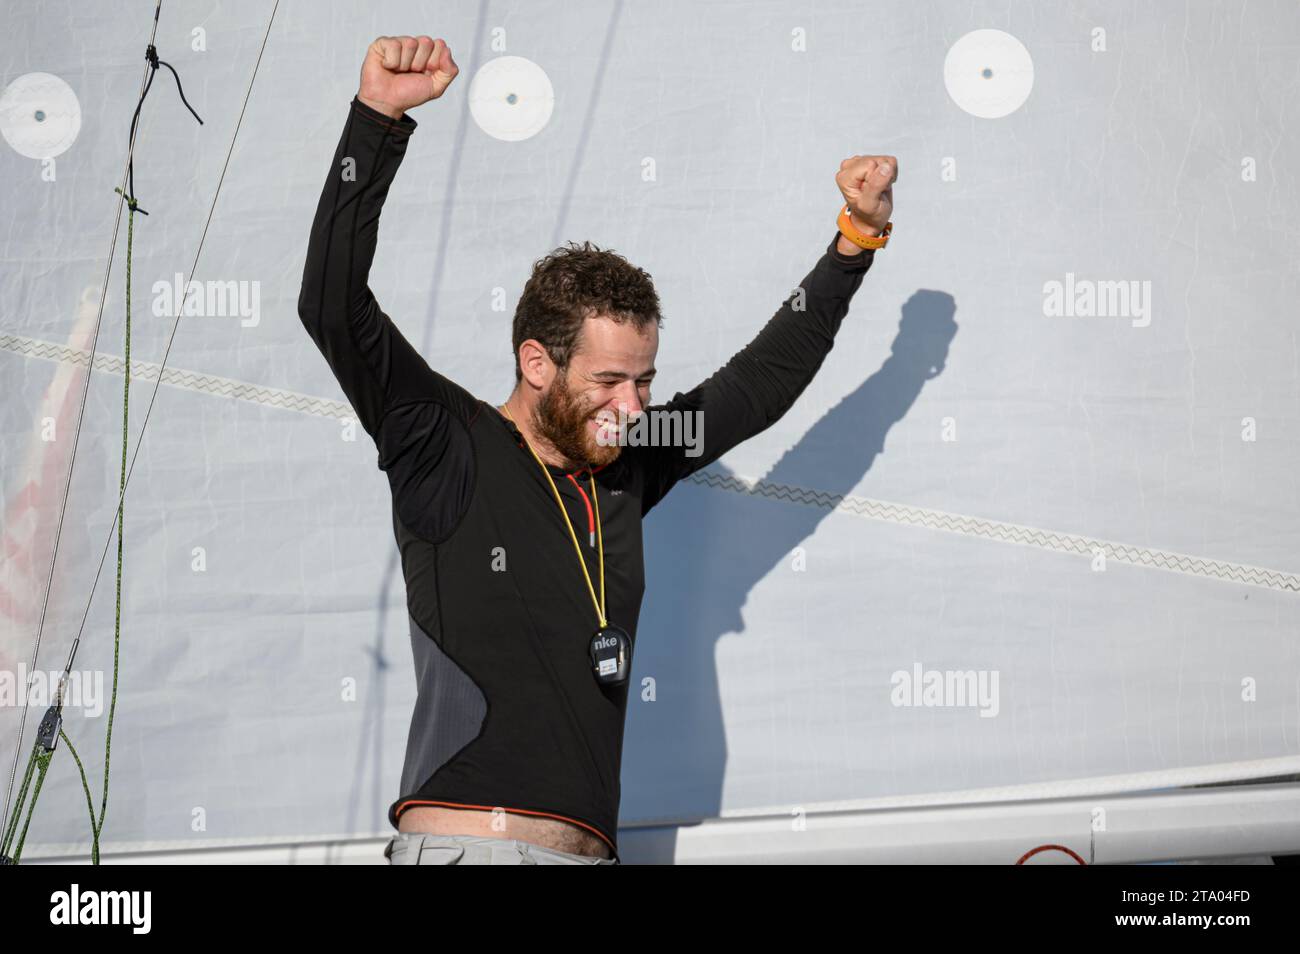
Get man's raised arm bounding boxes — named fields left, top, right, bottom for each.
left=636, top=156, right=897, bottom=513
left=296, top=36, right=465, bottom=441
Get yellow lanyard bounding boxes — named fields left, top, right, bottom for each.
left=500, top=404, right=607, bottom=628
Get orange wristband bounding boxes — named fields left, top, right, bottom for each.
left=837, top=204, right=892, bottom=250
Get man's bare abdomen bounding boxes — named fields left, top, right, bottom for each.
left=398, top=805, right=612, bottom=859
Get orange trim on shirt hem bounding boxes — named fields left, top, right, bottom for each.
left=393, top=799, right=616, bottom=853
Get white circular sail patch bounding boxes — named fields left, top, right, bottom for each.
left=943, top=30, right=1034, bottom=119
left=0, top=72, right=82, bottom=158
left=468, top=56, right=555, bottom=142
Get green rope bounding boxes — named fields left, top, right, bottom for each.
left=8, top=748, right=53, bottom=863
left=59, top=728, right=99, bottom=864
left=100, top=190, right=133, bottom=858
left=1, top=197, right=135, bottom=867
left=64, top=188, right=138, bottom=865
left=0, top=6, right=227, bottom=862
left=0, top=746, right=40, bottom=859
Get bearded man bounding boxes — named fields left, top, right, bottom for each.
left=297, top=35, right=896, bottom=865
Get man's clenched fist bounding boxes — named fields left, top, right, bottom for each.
left=836, top=155, right=897, bottom=237
left=358, top=36, right=458, bottom=119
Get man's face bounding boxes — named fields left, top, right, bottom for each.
left=534, top=315, right=659, bottom=469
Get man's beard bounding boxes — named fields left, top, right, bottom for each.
left=534, top=370, right=622, bottom=469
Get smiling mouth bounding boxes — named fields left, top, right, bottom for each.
left=592, top=412, right=627, bottom=442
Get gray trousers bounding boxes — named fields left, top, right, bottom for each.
left=385, top=833, right=619, bottom=865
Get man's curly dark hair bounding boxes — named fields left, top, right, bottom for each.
left=512, top=240, right=663, bottom=383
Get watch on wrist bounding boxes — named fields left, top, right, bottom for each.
left=837, top=204, right=892, bottom=250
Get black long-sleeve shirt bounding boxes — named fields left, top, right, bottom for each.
left=297, top=96, right=876, bottom=860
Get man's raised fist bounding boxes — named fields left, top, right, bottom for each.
left=358, top=36, right=458, bottom=119
left=836, top=155, right=897, bottom=236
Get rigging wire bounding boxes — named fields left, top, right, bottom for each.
left=0, top=0, right=281, bottom=863
left=0, top=0, right=167, bottom=861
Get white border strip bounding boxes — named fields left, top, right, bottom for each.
left=19, top=757, right=1300, bottom=861
left=22, top=780, right=1300, bottom=864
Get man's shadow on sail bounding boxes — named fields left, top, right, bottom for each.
left=620, top=289, right=957, bottom=862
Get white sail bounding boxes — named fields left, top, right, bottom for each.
left=2, top=1, right=1297, bottom=864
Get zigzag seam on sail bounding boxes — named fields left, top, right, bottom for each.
left=8, top=332, right=1296, bottom=593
